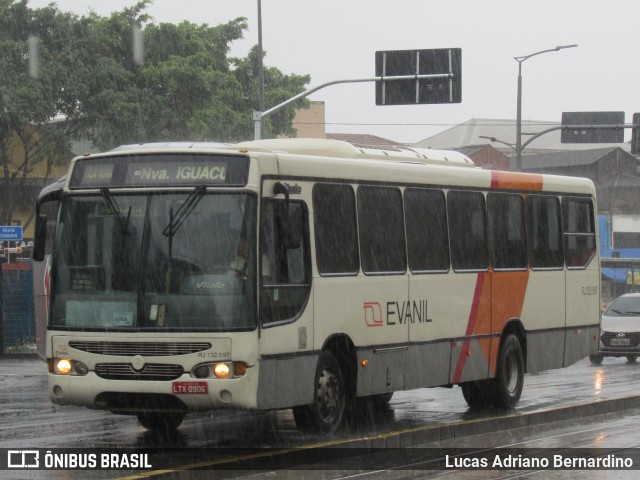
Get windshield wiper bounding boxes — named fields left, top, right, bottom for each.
left=162, top=185, right=206, bottom=238
left=100, top=187, right=132, bottom=235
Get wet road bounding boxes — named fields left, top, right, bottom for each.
left=1, top=355, right=640, bottom=477
left=0, top=355, right=638, bottom=448
left=219, top=410, right=640, bottom=480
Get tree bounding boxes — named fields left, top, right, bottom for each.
left=71, top=1, right=310, bottom=147
left=0, top=0, right=310, bottom=230
left=0, top=0, right=85, bottom=226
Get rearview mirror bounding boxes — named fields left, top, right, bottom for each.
left=32, top=214, right=47, bottom=262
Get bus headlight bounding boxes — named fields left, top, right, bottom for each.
left=214, top=363, right=230, bottom=379
left=50, top=358, right=89, bottom=376
left=55, top=358, right=72, bottom=375
left=191, top=362, right=248, bottom=379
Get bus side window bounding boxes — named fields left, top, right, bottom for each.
left=527, top=195, right=563, bottom=269
left=313, top=183, right=359, bottom=275
left=405, top=188, right=449, bottom=273
left=357, top=186, right=406, bottom=274
left=448, top=190, right=489, bottom=272
left=487, top=193, right=527, bottom=270
left=562, top=198, right=596, bottom=268
left=260, top=200, right=311, bottom=324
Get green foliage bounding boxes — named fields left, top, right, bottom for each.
left=0, top=0, right=309, bottom=224
left=0, top=0, right=86, bottom=225
left=0, top=0, right=310, bottom=226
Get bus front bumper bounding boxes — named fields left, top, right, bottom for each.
left=48, top=370, right=259, bottom=412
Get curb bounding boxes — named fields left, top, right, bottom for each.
left=143, top=396, right=640, bottom=473
left=341, top=395, right=640, bottom=448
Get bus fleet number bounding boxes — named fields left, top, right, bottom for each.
left=198, top=351, right=230, bottom=359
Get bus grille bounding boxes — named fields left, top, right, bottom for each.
left=69, top=341, right=211, bottom=356
left=95, top=363, right=184, bottom=381
left=601, top=331, right=640, bottom=347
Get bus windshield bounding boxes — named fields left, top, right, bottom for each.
left=49, top=191, right=257, bottom=331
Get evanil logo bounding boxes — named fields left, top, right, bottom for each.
left=363, top=302, right=383, bottom=327
left=363, top=300, right=432, bottom=327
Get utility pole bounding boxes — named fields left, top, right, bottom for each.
left=514, top=44, right=577, bottom=170
left=257, top=0, right=265, bottom=138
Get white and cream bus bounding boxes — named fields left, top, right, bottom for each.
left=33, top=139, right=600, bottom=433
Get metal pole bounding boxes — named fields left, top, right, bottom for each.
left=479, top=135, right=516, bottom=152
left=257, top=0, right=264, bottom=113
left=515, top=62, right=522, bottom=171
left=257, top=0, right=265, bottom=139
left=253, top=72, right=453, bottom=140
left=513, top=44, right=577, bottom=171
left=253, top=111, right=262, bottom=140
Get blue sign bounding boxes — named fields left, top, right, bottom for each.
left=0, top=226, right=23, bottom=241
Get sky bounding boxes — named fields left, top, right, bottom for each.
left=28, top=0, right=640, bottom=144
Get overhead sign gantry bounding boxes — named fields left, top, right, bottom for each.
left=253, top=48, right=462, bottom=139
left=374, top=48, right=462, bottom=106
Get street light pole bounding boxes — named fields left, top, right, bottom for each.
left=257, top=0, right=265, bottom=136
left=479, top=135, right=516, bottom=152
left=514, top=44, right=577, bottom=171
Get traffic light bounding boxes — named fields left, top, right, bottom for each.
left=632, top=113, right=640, bottom=154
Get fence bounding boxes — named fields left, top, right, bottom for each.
left=0, top=262, right=35, bottom=352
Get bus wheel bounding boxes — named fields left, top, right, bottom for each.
left=293, top=350, right=346, bottom=433
left=589, top=353, right=604, bottom=365
left=627, top=355, right=638, bottom=363
left=136, top=411, right=185, bottom=432
left=492, top=334, right=524, bottom=409
left=461, top=380, right=494, bottom=409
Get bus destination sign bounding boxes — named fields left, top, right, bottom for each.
left=125, top=162, right=229, bottom=185
left=69, top=153, right=249, bottom=189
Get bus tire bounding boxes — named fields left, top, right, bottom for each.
left=293, top=350, right=346, bottom=433
left=136, top=411, right=185, bottom=432
left=589, top=353, right=604, bottom=365
left=492, top=334, right=524, bottom=409
left=627, top=355, right=638, bottom=363
left=461, top=380, right=494, bottom=409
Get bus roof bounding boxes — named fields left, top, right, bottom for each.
left=107, top=139, right=475, bottom=168
left=61, top=138, right=595, bottom=197
left=234, top=138, right=476, bottom=168
left=110, top=141, right=231, bottom=151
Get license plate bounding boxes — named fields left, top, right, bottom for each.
left=610, top=338, right=631, bottom=346
left=172, top=381, right=208, bottom=394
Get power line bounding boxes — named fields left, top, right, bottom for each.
left=292, top=121, right=561, bottom=127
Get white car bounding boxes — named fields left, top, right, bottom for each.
left=590, top=293, right=640, bottom=365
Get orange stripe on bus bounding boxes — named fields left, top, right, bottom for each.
left=453, top=270, right=530, bottom=382
left=452, top=272, right=486, bottom=383
left=490, top=171, right=544, bottom=191
left=488, top=271, right=530, bottom=374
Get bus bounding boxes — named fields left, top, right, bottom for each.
left=32, top=138, right=600, bottom=433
